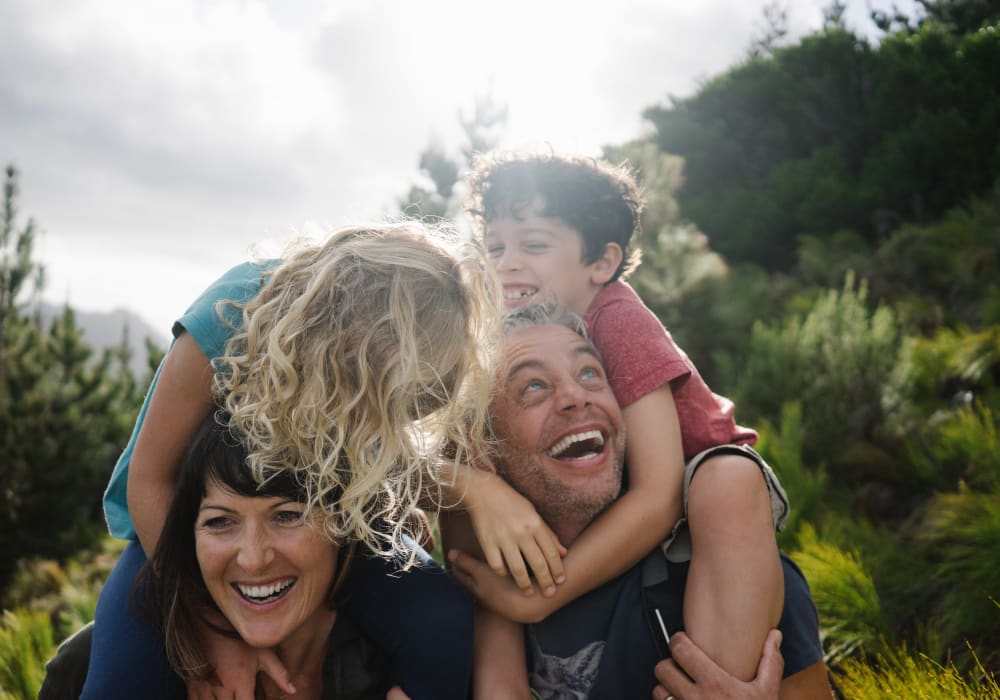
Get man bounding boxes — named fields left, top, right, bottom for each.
left=449, top=303, right=832, bottom=698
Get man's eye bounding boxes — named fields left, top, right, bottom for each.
left=521, top=379, right=548, bottom=395
left=580, top=366, right=604, bottom=382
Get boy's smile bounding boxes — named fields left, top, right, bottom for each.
left=484, top=197, right=611, bottom=315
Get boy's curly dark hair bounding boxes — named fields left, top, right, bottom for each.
left=464, top=151, right=645, bottom=281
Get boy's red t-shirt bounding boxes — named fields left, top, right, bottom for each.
left=584, top=280, right=757, bottom=460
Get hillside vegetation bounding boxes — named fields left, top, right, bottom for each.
left=3, top=2, right=999, bottom=697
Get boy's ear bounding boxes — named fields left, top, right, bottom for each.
left=588, top=243, right=623, bottom=285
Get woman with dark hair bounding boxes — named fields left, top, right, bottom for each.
left=140, top=410, right=393, bottom=699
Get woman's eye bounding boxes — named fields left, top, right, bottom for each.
left=580, top=366, right=601, bottom=380
left=525, top=379, right=547, bottom=392
left=486, top=244, right=504, bottom=258
left=523, top=241, right=548, bottom=252
left=274, top=509, right=305, bottom=526
left=200, top=516, right=232, bottom=530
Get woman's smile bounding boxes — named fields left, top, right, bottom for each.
left=195, top=482, right=338, bottom=649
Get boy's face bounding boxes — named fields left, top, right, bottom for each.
left=483, top=197, right=608, bottom=315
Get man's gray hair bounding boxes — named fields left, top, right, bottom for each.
left=502, top=301, right=590, bottom=341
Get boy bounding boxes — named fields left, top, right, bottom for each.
left=461, top=151, right=790, bottom=683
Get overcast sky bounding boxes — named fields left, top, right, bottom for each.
left=1, top=0, right=914, bottom=335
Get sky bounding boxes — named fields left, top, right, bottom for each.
left=0, top=0, right=916, bottom=336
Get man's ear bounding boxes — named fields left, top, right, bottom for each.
left=589, top=243, right=623, bottom=285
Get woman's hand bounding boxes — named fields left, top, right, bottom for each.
left=463, top=469, right=567, bottom=596
left=448, top=548, right=559, bottom=624
left=187, top=616, right=295, bottom=700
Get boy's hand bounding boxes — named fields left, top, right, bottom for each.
left=448, top=548, right=559, bottom=624
left=188, top=613, right=295, bottom=699
left=464, top=470, right=567, bottom=595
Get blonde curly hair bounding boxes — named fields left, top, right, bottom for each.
left=214, top=222, right=500, bottom=563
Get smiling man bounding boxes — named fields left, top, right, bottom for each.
left=451, top=302, right=832, bottom=698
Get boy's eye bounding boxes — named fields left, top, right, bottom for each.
left=523, top=241, right=549, bottom=252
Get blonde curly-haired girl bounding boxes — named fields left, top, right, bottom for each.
left=85, top=222, right=501, bottom=700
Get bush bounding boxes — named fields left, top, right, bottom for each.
left=834, top=645, right=1000, bottom=699
left=791, top=526, right=889, bottom=667
left=0, top=609, right=54, bottom=700
left=735, top=273, right=901, bottom=477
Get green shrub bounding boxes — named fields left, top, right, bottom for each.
left=0, top=609, right=54, bottom=700
left=756, top=401, right=839, bottom=548
left=791, top=526, right=889, bottom=667
left=735, top=274, right=901, bottom=477
left=834, top=645, right=1000, bottom=699
left=916, top=492, right=1000, bottom=665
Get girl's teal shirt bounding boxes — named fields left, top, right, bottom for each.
left=102, top=260, right=276, bottom=539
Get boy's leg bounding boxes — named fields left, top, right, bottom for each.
left=339, top=536, right=474, bottom=700
left=80, top=539, right=184, bottom=699
left=682, top=449, right=784, bottom=681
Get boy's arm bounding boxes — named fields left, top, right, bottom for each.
left=127, top=332, right=216, bottom=554
left=452, top=385, right=684, bottom=622
left=439, top=460, right=567, bottom=595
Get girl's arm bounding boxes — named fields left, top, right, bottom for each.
left=127, top=332, right=216, bottom=554
left=127, top=332, right=296, bottom=698
left=439, top=459, right=567, bottom=595
left=451, top=385, right=683, bottom=622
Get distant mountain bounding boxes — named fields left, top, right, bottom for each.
left=33, top=302, right=168, bottom=378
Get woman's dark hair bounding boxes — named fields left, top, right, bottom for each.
left=136, top=410, right=354, bottom=680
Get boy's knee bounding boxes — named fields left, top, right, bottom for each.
left=688, top=454, right=771, bottom=522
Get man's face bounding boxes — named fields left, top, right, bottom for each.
left=490, top=324, right=625, bottom=537
left=484, top=197, right=605, bottom=315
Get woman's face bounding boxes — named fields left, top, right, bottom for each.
left=195, top=480, right=338, bottom=649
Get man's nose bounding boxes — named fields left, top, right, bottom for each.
left=236, top=525, right=275, bottom=572
left=557, top=381, right=591, bottom=412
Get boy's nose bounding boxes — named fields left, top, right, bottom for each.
left=495, top=248, right=521, bottom=272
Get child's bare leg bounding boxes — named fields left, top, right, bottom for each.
left=440, top=509, right=531, bottom=699
left=472, top=608, right=530, bottom=699
left=684, top=454, right=783, bottom=681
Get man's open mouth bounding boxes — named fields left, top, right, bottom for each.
left=235, top=578, right=295, bottom=604
left=548, top=430, right=606, bottom=460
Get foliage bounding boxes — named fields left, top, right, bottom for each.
left=0, top=166, right=142, bottom=591
left=834, top=644, right=1000, bottom=699
left=644, top=18, right=1000, bottom=272
left=399, top=92, right=508, bottom=222
left=916, top=493, right=1000, bottom=666
left=755, top=402, right=837, bottom=548
left=791, top=526, right=889, bottom=667
left=0, top=609, right=53, bottom=700
left=734, top=274, right=901, bottom=476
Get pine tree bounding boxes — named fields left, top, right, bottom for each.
left=0, top=165, right=140, bottom=591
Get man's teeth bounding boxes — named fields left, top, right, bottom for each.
left=237, top=579, right=294, bottom=602
left=548, top=430, right=605, bottom=458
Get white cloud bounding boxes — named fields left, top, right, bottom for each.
left=0, top=0, right=917, bottom=332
